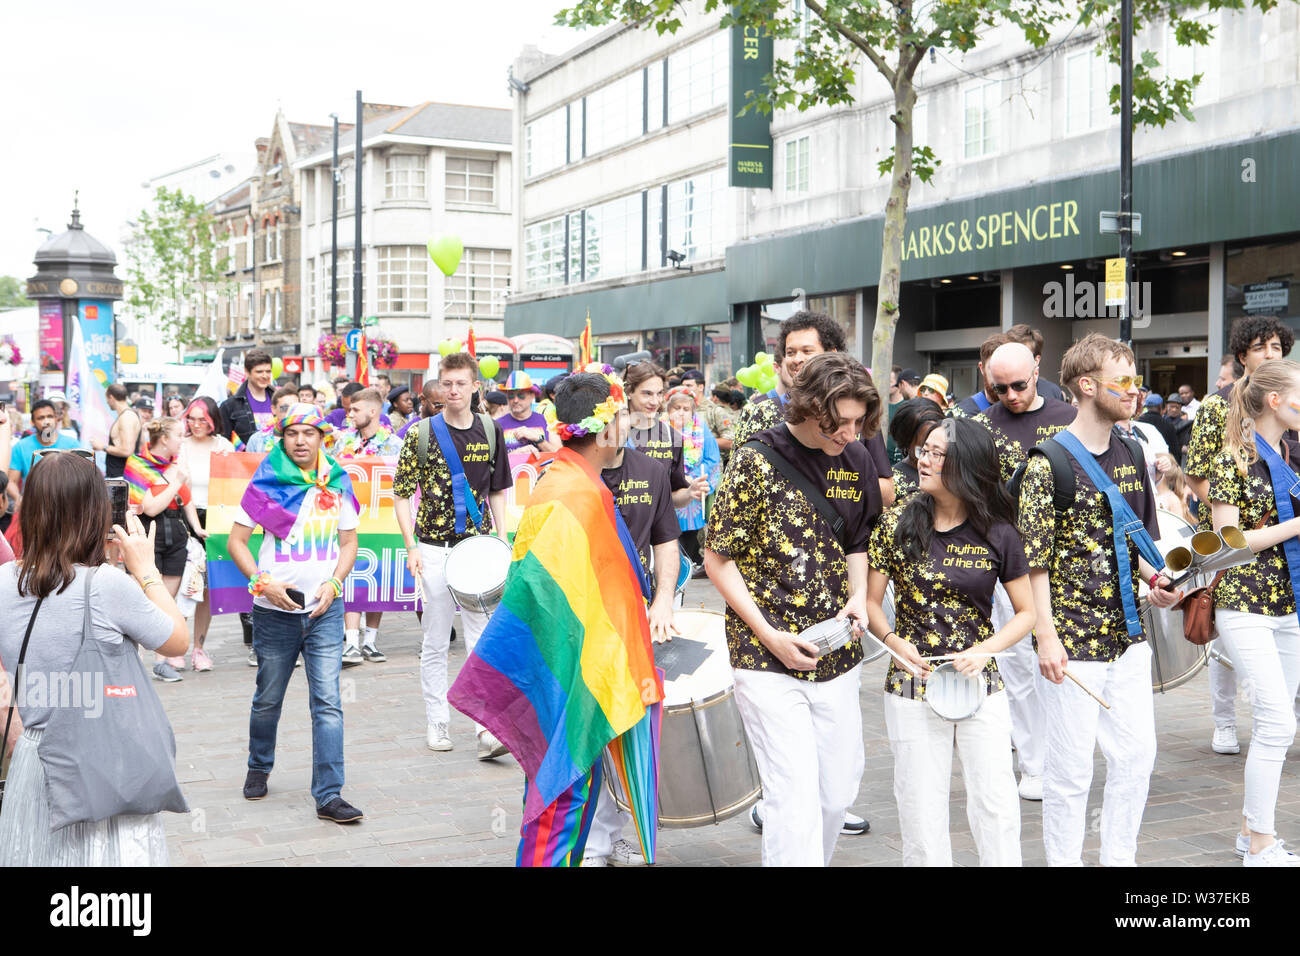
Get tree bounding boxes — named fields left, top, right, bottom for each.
left=125, top=187, right=231, bottom=359
left=0, top=276, right=32, bottom=309
left=556, top=0, right=1285, bottom=385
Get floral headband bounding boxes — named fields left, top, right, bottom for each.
left=664, top=385, right=696, bottom=408
left=544, top=366, right=625, bottom=441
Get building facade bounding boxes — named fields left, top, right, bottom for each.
left=506, top=1, right=1300, bottom=399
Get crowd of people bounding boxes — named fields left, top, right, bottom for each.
left=0, top=313, right=1297, bottom=869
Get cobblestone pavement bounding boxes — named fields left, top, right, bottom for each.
left=162, top=579, right=1281, bottom=866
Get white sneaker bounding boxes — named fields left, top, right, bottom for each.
left=341, top=644, right=364, bottom=668
left=1213, top=725, right=1241, bottom=755
left=581, top=854, right=608, bottom=867
left=840, top=811, right=870, bottom=835
left=246, top=649, right=258, bottom=667
left=609, top=838, right=646, bottom=866
left=477, top=731, right=509, bottom=760
left=1237, top=833, right=1286, bottom=858
left=1018, top=773, right=1044, bottom=801
left=426, top=723, right=453, bottom=751
left=1244, top=840, right=1300, bottom=866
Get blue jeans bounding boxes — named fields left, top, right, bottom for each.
left=248, top=601, right=346, bottom=807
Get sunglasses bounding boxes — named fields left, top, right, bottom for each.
left=34, top=448, right=94, bottom=461
left=990, top=379, right=1033, bottom=395
left=1096, top=375, right=1144, bottom=391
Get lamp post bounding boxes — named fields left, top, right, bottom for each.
left=1119, top=0, right=1134, bottom=347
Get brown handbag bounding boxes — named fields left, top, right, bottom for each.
left=1178, top=510, right=1270, bottom=645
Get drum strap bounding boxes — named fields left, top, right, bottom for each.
left=1254, top=434, right=1300, bottom=627
left=743, top=437, right=846, bottom=549
left=429, top=413, right=485, bottom=536
left=973, top=391, right=992, bottom=412
left=1054, top=430, right=1165, bottom=638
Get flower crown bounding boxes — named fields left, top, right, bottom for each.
left=544, top=365, right=625, bottom=441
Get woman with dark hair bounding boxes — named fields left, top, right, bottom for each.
left=165, top=395, right=187, bottom=419
left=0, top=453, right=188, bottom=865
left=127, top=417, right=205, bottom=682
left=889, top=397, right=945, bottom=503
left=177, top=396, right=235, bottom=671
left=864, top=416, right=1036, bottom=866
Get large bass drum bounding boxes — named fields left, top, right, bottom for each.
left=1143, top=509, right=1207, bottom=693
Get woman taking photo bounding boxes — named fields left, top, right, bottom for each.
left=888, top=397, right=945, bottom=504
left=126, top=417, right=205, bottom=683
left=1208, top=360, right=1300, bottom=866
left=0, top=453, right=188, bottom=865
left=177, top=397, right=234, bottom=671
left=665, top=385, right=720, bottom=568
left=864, top=416, right=1036, bottom=866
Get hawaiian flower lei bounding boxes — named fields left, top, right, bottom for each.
left=544, top=365, right=625, bottom=441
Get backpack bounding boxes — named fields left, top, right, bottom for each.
left=1007, top=431, right=1147, bottom=514
left=416, top=413, right=498, bottom=475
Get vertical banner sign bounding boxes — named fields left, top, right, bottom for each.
left=38, top=300, right=64, bottom=372
left=1104, top=257, right=1128, bottom=309
left=77, top=300, right=116, bottom=385
left=729, top=14, right=773, bottom=188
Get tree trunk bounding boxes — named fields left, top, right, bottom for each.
left=871, top=72, right=916, bottom=408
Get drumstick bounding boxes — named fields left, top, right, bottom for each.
left=1064, top=669, right=1110, bottom=709
left=859, top=630, right=924, bottom=678
left=923, top=652, right=997, bottom=661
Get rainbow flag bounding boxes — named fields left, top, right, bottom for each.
left=356, top=333, right=370, bottom=386
left=466, top=324, right=476, bottom=359
left=123, top=450, right=172, bottom=507
left=579, top=311, right=592, bottom=366
left=448, top=448, right=663, bottom=832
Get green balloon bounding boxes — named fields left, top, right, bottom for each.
left=737, top=365, right=758, bottom=387
left=760, top=370, right=778, bottom=391
left=754, top=351, right=772, bottom=366
left=271, top=357, right=284, bottom=380
left=479, top=356, right=500, bottom=379
left=427, top=235, right=464, bottom=276
left=438, top=338, right=459, bottom=357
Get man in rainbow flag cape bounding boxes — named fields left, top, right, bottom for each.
left=449, top=369, right=665, bottom=867
left=226, top=404, right=366, bottom=824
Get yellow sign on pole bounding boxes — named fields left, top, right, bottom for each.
left=117, top=343, right=138, bottom=364
left=1105, top=257, right=1128, bottom=308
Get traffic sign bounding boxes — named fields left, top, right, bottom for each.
left=345, top=329, right=363, bottom=352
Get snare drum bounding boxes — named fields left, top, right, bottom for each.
left=443, top=535, right=513, bottom=615
left=924, top=662, right=987, bottom=721
left=604, top=609, right=762, bottom=827
left=1144, top=509, right=1208, bottom=693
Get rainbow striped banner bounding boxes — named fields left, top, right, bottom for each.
left=205, top=452, right=420, bottom=614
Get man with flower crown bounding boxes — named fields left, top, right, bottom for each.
left=226, top=403, right=365, bottom=824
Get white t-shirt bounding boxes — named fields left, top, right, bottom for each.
left=178, top=435, right=236, bottom=509
left=233, top=486, right=359, bottom=614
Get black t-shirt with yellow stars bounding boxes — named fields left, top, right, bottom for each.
left=976, top=398, right=1077, bottom=483
left=1208, top=443, right=1300, bottom=616
left=730, top=391, right=890, bottom=475
left=1018, top=432, right=1160, bottom=662
left=892, top=459, right=921, bottom=504
left=1184, top=386, right=1232, bottom=529
left=869, top=505, right=1028, bottom=700
left=706, top=424, right=880, bottom=681
left=392, top=414, right=513, bottom=543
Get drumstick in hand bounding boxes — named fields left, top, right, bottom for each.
left=1064, top=669, right=1110, bottom=710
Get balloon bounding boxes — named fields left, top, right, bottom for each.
left=271, top=357, right=284, bottom=379
left=736, top=365, right=758, bottom=388
left=754, top=351, right=772, bottom=366
left=479, top=356, right=500, bottom=379
left=438, top=338, right=460, bottom=357
left=760, top=370, right=778, bottom=392
left=427, top=235, right=464, bottom=276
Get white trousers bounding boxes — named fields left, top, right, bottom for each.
left=1041, top=641, right=1156, bottom=867
left=883, top=690, right=1022, bottom=867
left=1216, top=609, right=1300, bottom=836
left=585, top=759, right=630, bottom=859
left=418, top=542, right=489, bottom=730
left=732, top=665, right=864, bottom=867
left=992, top=582, right=1045, bottom=777
left=1209, top=623, right=1238, bottom=727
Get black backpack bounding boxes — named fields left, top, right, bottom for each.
left=1007, top=431, right=1147, bottom=514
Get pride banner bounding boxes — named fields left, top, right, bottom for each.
left=206, top=453, right=420, bottom=614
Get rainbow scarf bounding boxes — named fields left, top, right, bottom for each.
left=680, top=412, right=705, bottom=473
left=335, top=423, right=396, bottom=458
left=124, top=449, right=175, bottom=507
left=239, top=443, right=359, bottom=541
left=448, top=448, right=663, bottom=833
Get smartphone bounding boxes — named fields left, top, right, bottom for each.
left=286, top=588, right=306, bottom=608
left=105, top=478, right=129, bottom=539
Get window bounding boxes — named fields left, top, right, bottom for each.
left=912, top=101, right=929, bottom=150
left=304, top=170, right=316, bottom=222
left=245, top=291, right=254, bottom=333
left=963, top=81, right=1001, bottom=158
left=331, top=250, right=353, bottom=319
left=667, top=31, right=729, bottom=123
left=384, top=153, right=426, bottom=200
left=445, top=249, right=511, bottom=318
left=793, top=0, right=812, bottom=43
left=1164, top=9, right=1219, bottom=108
left=665, top=167, right=730, bottom=262
left=273, top=289, right=283, bottom=331
left=585, top=70, right=644, bottom=155
left=646, top=60, right=666, bottom=132
left=567, top=212, right=583, bottom=284
left=525, top=108, right=568, bottom=178
left=307, top=258, right=316, bottom=323
left=337, top=161, right=353, bottom=211
left=445, top=156, right=496, bottom=205
left=568, top=101, right=583, bottom=163
left=376, top=246, right=428, bottom=313
left=584, top=193, right=643, bottom=282
left=1066, top=48, right=1111, bottom=134
left=784, top=135, right=810, bottom=193
left=524, top=216, right=567, bottom=288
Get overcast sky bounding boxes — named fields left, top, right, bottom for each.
left=0, top=0, right=586, bottom=280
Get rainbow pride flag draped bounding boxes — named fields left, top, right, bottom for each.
left=241, top=444, right=358, bottom=541
left=448, top=448, right=663, bottom=856
left=123, top=450, right=174, bottom=507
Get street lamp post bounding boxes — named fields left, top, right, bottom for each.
left=330, top=113, right=340, bottom=336
left=1119, top=0, right=1134, bottom=347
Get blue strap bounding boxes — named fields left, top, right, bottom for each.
left=1254, top=435, right=1300, bottom=628
left=973, top=391, right=993, bottom=412
left=766, top=388, right=788, bottom=407
left=612, top=501, right=651, bottom=602
left=430, top=413, right=484, bottom=535
left=1053, top=431, right=1165, bottom=637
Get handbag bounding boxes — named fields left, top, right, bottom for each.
left=0, top=598, right=45, bottom=816
left=37, top=567, right=188, bottom=830
left=1179, top=510, right=1270, bottom=646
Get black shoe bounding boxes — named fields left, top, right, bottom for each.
left=317, top=796, right=364, bottom=824
left=243, top=770, right=269, bottom=800
left=449, top=626, right=457, bottom=643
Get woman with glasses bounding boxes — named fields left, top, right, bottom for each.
left=177, top=396, right=234, bottom=671
left=888, top=397, right=945, bottom=504
left=864, top=417, right=1036, bottom=866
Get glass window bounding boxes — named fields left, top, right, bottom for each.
left=376, top=246, right=428, bottom=314
left=524, top=216, right=567, bottom=289
left=646, top=60, right=665, bottom=132
left=703, top=324, right=732, bottom=385
left=445, top=248, right=511, bottom=319
left=1165, top=9, right=1219, bottom=107
left=568, top=101, right=583, bottom=163
left=647, top=186, right=664, bottom=267
left=585, top=70, right=645, bottom=156
left=806, top=293, right=858, bottom=357
left=325, top=250, right=352, bottom=321
left=525, top=107, right=568, bottom=178
left=963, top=82, right=1001, bottom=158
left=337, top=161, right=353, bottom=211
left=784, top=135, right=810, bottom=193
left=584, top=193, right=643, bottom=282
left=307, top=258, right=316, bottom=324
left=673, top=326, right=702, bottom=369
left=645, top=329, right=671, bottom=369
left=667, top=31, right=729, bottom=123
left=568, top=211, right=583, bottom=283
left=665, top=167, right=730, bottom=262
left=385, top=153, right=427, bottom=200
left=1066, top=48, right=1111, bottom=134
left=445, top=155, right=496, bottom=205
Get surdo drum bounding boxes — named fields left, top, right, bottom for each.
left=443, top=535, right=513, bottom=615
left=1143, top=509, right=1208, bottom=693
